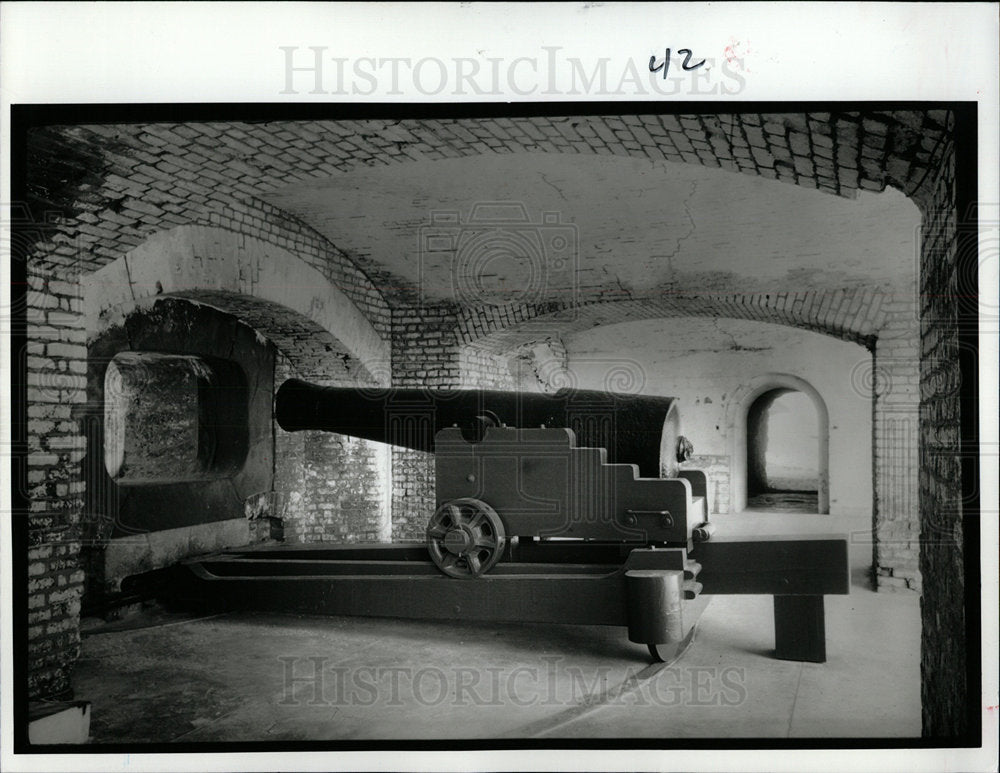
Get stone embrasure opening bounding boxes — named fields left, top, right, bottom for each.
left=104, top=351, right=249, bottom=484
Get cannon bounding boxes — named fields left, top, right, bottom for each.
left=162, top=379, right=850, bottom=664
left=274, top=378, right=691, bottom=477
left=276, top=378, right=709, bottom=578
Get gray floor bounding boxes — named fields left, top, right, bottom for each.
left=73, top=514, right=920, bottom=742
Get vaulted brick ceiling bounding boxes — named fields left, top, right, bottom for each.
left=263, top=153, right=920, bottom=305
left=26, top=111, right=940, bottom=328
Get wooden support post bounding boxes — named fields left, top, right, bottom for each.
left=773, top=595, right=826, bottom=663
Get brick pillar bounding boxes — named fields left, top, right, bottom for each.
left=872, top=306, right=921, bottom=592
left=916, top=111, right=978, bottom=738
left=272, top=353, right=307, bottom=542
left=24, top=268, right=88, bottom=700
left=272, top=353, right=391, bottom=544
left=389, top=304, right=462, bottom=540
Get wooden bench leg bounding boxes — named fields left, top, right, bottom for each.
left=773, top=595, right=826, bottom=663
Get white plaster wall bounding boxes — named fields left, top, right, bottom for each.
left=562, top=317, right=873, bottom=516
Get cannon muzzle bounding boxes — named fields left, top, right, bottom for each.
left=275, top=378, right=689, bottom=478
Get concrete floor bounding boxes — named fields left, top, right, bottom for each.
left=73, top=514, right=920, bottom=742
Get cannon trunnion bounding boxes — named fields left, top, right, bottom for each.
left=164, top=379, right=849, bottom=665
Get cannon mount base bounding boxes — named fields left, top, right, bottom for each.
left=158, top=532, right=848, bottom=665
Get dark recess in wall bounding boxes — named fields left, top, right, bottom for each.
left=80, top=299, right=275, bottom=609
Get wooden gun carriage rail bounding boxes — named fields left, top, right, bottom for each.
left=163, top=526, right=848, bottom=664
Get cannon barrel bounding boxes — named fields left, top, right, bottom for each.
left=275, top=378, right=688, bottom=478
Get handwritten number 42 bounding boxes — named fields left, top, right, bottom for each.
left=648, top=48, right=706, bottom=78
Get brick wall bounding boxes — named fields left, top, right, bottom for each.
left=271, top=353, right=309, bottom=536
left=914, top=111, right=972, bottom=738
left=389, top=448, right=435, bottom=542
left=389, top=304, right=461, bottom=539
left=457, top=344, right=519, bottom=389
left=272, top=354, right=391, bottom=544
left=25, top=267, right=87, bottom=700
left=289, top=433, right=387, bottom=542
left=389, top=309, right=523, bottom=540
left=84, top=224, right=390, bottom=389
left=22, top=217, right=393, bottom=698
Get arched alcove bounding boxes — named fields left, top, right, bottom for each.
left=82, top=224, right=391, bottom=386
left=746, top=388, right=821, bottom=512
left=728, top=374, right=830, bottom=514
left=81, top=295, right=395, bottom=606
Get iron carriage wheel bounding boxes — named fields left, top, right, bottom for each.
left=426, top=497, right=506, bottom=579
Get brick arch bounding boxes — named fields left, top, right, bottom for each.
left=457, top=289, right=887, bottom=354
left=82, top=225, right=391, bottom=385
